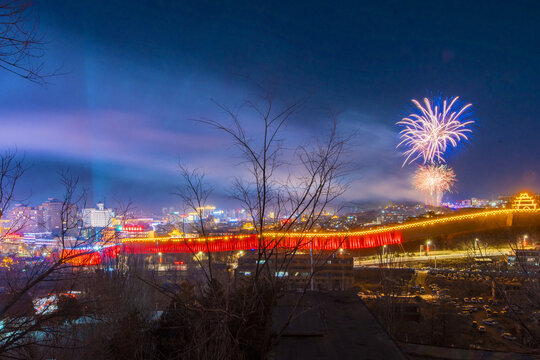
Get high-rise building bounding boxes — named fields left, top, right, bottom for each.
left=82, top=203, right=114, bottom=228
left=38, top=199, right=78, bottom=235
left=7, top=205, right=45, bottom=234
left=39, top=198, right=63, bottom=234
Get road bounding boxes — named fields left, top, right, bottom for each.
left=354, top=247, right=512, bottom=267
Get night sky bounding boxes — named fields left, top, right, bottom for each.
left=0, top=1, right=538, bottom=212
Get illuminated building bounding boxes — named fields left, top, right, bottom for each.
left=242, top=222, right=255, bottom=230
left=8, top=205, right=45, bottom=234
left=236, top=253, right=354, bottom=291
left=82, top=203, right=114, bottom=228
left=512, top=192, right=538, bottom=210
left=118, top=223, right=155, bottom=239
left=460, top=199, right=472, bottom=207
left=375, top=204, right=425, bottom=225
left=0, top=219, right=9, bottom=235
left=508, top=247, right=540, bottom=268
left=471, top=198, right=490, bottom=207
left=7, top=199, right=77, bottom=236
left=39, top=198, right=72, bottom=235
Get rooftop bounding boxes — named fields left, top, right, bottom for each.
left=272, top=291, right=407, bottom=360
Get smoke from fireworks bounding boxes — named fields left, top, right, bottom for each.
left=413, top=164, right=456, bottom=206
left=397, top=96, right=474, bottom=166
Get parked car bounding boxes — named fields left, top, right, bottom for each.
left=501, top=332, right=516, bottom=341
left=478, top=326, right=486, bottom=333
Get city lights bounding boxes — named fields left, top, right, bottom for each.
left=0, top=2, right=536, bottom=356
left=74, top=204, right=535, bottom=262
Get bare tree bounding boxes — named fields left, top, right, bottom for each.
left=198, top=91, right=349, bottom=280
left=372, top=245, right=412, bottom=336
left=0, top=150, right=25, bottom=237
left=0, top=170, right=129, bottom=358
left=461, top=227, right=540, bottom=348
left=157, top=85, right=352, bottom=359
left=0, top=0, right=49, bottom=83
left=497, top=230, right=540, bottom=347
left=176, top=165, right=215, bottom=283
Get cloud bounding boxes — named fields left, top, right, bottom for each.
left=0, top=97, right=428, bottom=211
left=332, top=110, right=422, bottom=202
left=0, top=110, right=229, bottom=173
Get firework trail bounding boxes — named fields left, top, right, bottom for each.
left=413, top=164, right=456, bottom=206
left=397, top=96, right=473, bottom=166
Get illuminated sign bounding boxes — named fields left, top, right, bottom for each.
left=4, top=233, right=23, bottom=240
left=123, top=225, right=144, bottom=232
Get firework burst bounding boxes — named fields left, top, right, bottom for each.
left=413, top=164, right=456, bottom=206
left=397, top=96, right=474, bottom=166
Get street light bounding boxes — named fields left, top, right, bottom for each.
left=426, top=240, right=431, bottom=254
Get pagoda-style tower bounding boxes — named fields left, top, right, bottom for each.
left=512, top=192, right=538, bottom=210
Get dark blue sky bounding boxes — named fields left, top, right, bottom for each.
left=0, top=0, right=538, bottom=212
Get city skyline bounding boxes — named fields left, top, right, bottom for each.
left=0, top=2, right=539, bottom=358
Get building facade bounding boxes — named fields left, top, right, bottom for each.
left=236, top=253, right=354, bottom=291
left=82, top=203, right=114, bottom=228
